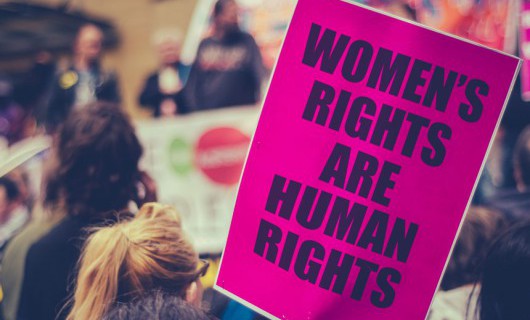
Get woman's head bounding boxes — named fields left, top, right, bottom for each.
left=67, top=203, right=206, bottom=320
left=45, top=102, right=143, bottom=217
left=477, top=222, right=530, bottom=320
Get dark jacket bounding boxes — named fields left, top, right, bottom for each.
left=17, top=215, right=114, bottom=320
left=138, top=63, right=191, bottom=117
left=183, top=30, right=264, bottom=111
left=45, top=66, right=120, bottom=132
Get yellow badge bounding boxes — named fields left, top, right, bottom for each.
left=59, top=71, right=78, bottom=89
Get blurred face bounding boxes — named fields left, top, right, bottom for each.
left=215, top=1, right=239, bottom=31
left=75, top=25, right=103, bottom=62
left=158, top=40, right=181, bottom=65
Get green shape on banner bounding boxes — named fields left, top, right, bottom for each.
left=168, top=138, right=193, bottom=175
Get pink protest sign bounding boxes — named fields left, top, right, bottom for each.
left=215, top=0, right=520, bottom=319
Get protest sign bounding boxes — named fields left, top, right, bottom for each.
left=215, top=0, right=520, bottom=319
left=135, top=107, right=259, bottom=253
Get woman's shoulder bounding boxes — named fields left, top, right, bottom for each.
left=25, top=216, right=88, bottom=263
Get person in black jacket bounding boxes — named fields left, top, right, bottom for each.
left=12, top=102, right=156, bottom=320
left=139, top=30, right=191, bottom=117
left=45, top=24, right=120, bottom=132
left=183, top=0, right=265, bottom=111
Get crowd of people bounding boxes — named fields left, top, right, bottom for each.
left=0, top=0, right=264, bottom=145
left=0, top=1, right=266, bottom=318
left=1, top=0, right=530, bottom=319
left=0, top=101, right=211, bottom=320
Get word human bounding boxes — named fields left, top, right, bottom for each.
left=253, top=174, right=419, bottom=308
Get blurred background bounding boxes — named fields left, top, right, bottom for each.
left=0, top=0, right=297, bottom=117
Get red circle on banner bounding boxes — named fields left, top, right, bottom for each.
left=194, top=127, right=251, bottom=185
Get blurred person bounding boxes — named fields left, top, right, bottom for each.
left=67, top=203, right=208, bottom=320
left=0, top=207, right=61, bottom=320
left=45, top=24, right=120, bottom=132
left=476, top=222, right=530, bottom=320
left=486, top=125, right=530, bottom=222
left=103, top=290, right=215, bottom=320
left=139, top=29, right=191, bottom=117
left=183, top=0, right=265, bottom=111
left=13, top=51, right=56, bottom=129
left=0, top=146, right=58, bottom=320
left=427, top=206, right=506, bottom=320
left=3, top=102, right=154, bottom=320
left=0, top=77, right=28, bottom=145
left=0, top=176, right=29, bottom=252
left=4, top=168, right=32, bottom=210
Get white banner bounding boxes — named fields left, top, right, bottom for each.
left=135, top=106, right=260, bottom=253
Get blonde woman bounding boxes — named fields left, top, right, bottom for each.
left=66, top=203, right=209, bottom=320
